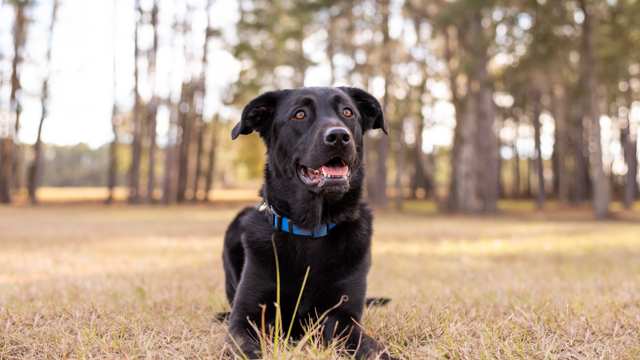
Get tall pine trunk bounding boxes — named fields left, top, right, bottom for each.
left=28, top=0, right=58, bottom=205
left=128, top=1, right=143, bottom=203
left=410, top=68, right=430, bottom=199
left=622, top=88, right=638, bottom=209
left=203, top=117, right=218, bottom=202
left=0, top=138, right=12, bottom=203
left=27, top=85, right=47, bottom=204
left=146, top=105, right=158, bottom=202
left=370, top=0, right=391, bottom=208
left=162, top=103, right=178, bottom=204
left=512, top=116, right=521, bottom=198
left=445, top=26, right=463, bottom=210
left=176, top=84, right=193, bottom=203
left=452, top=13, right=498, bottom=213
left=579, top=0, right=609, bottom=218
left=551, top=84, right=570, bottom=202
left=107, top=0, right=119, bottom=205
left=10, top=3, right=27, bottom=195
left=531, top=87, right=545, bottom=208
left=146, top=1, right=160, bottom=203
left=192, top=121, right=204, bottom=201
left=107, top=109, right=119, bottom=204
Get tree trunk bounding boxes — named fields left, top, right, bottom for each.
left=107, top=114, right=118, bottom=204
left=410, top=71, right=430, bottom=199
left=498, top=136, right=504, bottom=198
left=176, top=84, right=193, bottom=203
left=474, top=70, right=499, bottom=211
left=162, top=103, right=178, bottom=204
left=512, top=116, right=521, bottom=198
left=7, top=1, right=28, bottom=197
left=525, top=157, right=532, bottom=198
left=28, top=0, right=58, bottom=205
left=146, top=1, right=160, bottom=203
left=10, top=2, right=27, bottom=195
left=0, top=138, right=12, bottom=203
left=394, top=130, right=404, bottom=210
left=452, top=13, right=498, bottom=213
left=370, top=0, right=390, bottom=208
left=445, top=26, right=464, bottom=210
left=622, top=88, right=638, bottom=209
left=531, top=88, right=545, bottom=209
left=27, top=85, right=47, bottom=205
left=128, top=1, right=143, bottom=204
left=189, top=0, right=214, bottom=202
left=192, top=121, right=204, bottom=201
left=107, top=0, right=119, bottom=205
left=573, top=106, right=590, bottom=203
left=203, top=116, right=218, bottom=202
left=146, top=104, right=158, bottom=202
left=551, top=84, right=570, bottom=202
left=579, top=0, right=609, bottom=219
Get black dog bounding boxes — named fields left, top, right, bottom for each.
left=222, top=87, right=395, bottom=359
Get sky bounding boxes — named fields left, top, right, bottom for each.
left=0, top=0, right=638, bottom=171
left=0, top=0, right=241, bottom=148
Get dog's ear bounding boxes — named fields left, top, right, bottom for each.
left=339, top=87, right=387, bottom=134
left=231, top=90, right=287, bottom=140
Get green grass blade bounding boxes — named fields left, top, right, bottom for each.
left=284, top=265, right=311, bottom=344
left=271, top=235, right=282, bottom=357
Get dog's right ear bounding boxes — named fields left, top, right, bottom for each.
left=231, top=90, right=287, bottom=140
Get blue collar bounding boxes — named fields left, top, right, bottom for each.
left=258, top=202, right=337, bottom=238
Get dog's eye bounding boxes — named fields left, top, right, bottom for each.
left=342, top=108, right=354, bottom=118
left=292, top=110, right=306, bottom=120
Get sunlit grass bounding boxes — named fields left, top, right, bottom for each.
left=1, top=204, right=640, bottom=358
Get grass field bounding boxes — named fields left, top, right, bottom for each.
left=1, top=201, right=640, bottom=359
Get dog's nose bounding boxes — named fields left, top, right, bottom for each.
left=323, top=127, right=351, bottom=147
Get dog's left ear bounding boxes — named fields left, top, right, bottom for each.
left=338, top=87, right=387, bottom=134
left=231, top=90, right=287, bottom=140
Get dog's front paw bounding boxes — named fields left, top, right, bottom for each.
left=375, top=350, right=400, bottom=360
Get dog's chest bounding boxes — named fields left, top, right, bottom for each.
left=276, top=234, right=345, bottom=275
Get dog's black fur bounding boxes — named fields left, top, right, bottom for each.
left=222, top=87, right=395, bottom=359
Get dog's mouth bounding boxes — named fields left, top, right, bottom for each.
left=297, top=157, right=350, bottom=188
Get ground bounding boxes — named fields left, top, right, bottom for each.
left=1, top=197, right=640, bottom=359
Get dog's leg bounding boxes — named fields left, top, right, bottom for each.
left=322, top=312, right=397, bottom=360
left=226, top=260, right=275, bottom=359
left=222, top=210, right=249, bottom=305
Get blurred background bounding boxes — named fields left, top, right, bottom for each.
left=0, top=0, right=638, bottom=216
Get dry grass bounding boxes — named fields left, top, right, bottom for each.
left=1, top=202, right=640, bottom=359
left=12, top=187, right=260, bottom=205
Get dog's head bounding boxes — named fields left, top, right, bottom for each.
left=231, top=87, right=386, bottom=227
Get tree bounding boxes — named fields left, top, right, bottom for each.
left=621, top=91, right=638, bottom=208
left=10, top=0, right=28, bottom=194
left=579, top=0, right=610, bottom=218
left=1, top=0, right=30, bottom=203
left=439, top=2, right=499, bottom=213
left=107, top=0, right=119, bottom=205
left=372, top=0, right=391, bottom=209
left=128, top=0, right=143, bottom=203
left=203, top=115, right=218, bottom=201
left=27, top=0, right=59, bottom=204
left=145, top=0, right=160, bottom=203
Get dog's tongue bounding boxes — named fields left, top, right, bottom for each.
left=321, top=164, right=349, bottom=177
